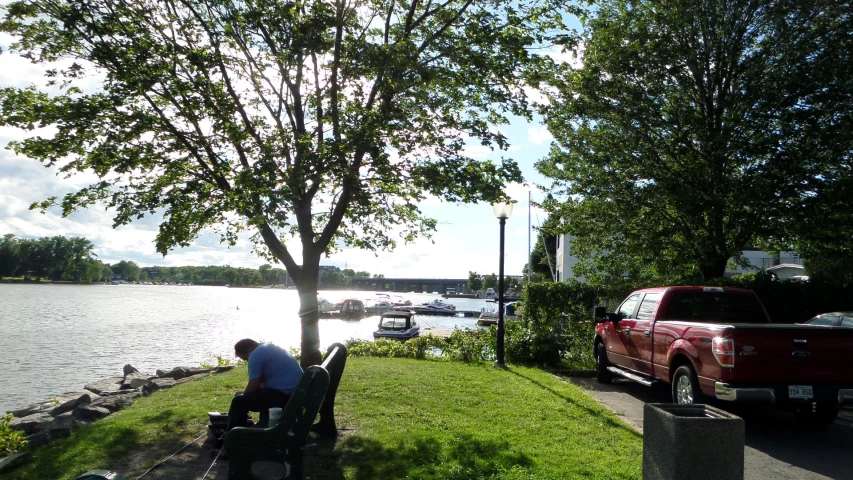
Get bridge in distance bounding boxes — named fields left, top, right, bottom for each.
left=350, top=277, right=469, bottom=294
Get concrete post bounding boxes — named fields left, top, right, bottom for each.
left=643, top=403, right=744, bottom=480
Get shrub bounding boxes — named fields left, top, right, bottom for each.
left=1, top=414, right=28, bottom=457
left=515, top=281, right=599, bottom=368
left=344, top=330, right=493, bottom=363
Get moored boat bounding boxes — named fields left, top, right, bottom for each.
left=373, top=311, right=420, bottom=340
left=421, top=299, right=456, bottom=311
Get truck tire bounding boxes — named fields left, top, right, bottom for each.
left=671, top=365, right=703, bottom=405
left=596, top=343, right=613, bottom=384
left=792, top=406, right=838, bottom=430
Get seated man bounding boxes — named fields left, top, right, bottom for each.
left=227, top=338, right=304, bottom=431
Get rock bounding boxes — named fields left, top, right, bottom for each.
left=50, top=393, right=91, bottom=417
left=122, top=372, right=153, bottom=389
left=42, top=412, right=79, bottom=432
left=185, top=367, right=212, bottom=376
left=54, top=390, right=96, bottom=405
left=84, top=377, right=124, bottom=395
left=8, top=413, right=51, bottom=435
left=7, top=401, right=54, bottom=418
left=141, top=382, right=160, bottom=396
left=123, top=364, right=139, bottom=376
left=91, top=395, right=134, bottom=413
left=212, top=365, right=236, bottom=373
left=73, top=405, right=111, bottom=421
left=0, top=452, right=29, bottom=474
left=156, top=366, right=187, bottom=380
left=25, top=427, right=71, bottom=448
left=151, top=378, right=176, bottom=389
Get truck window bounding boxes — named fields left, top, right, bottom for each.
left=662, top=291, right=768, bottom=323
left=809, top=316, right=839, bottom=326
left=637, top=293, right=661, bottom=320
left=618, top=294, right=641, bottom=319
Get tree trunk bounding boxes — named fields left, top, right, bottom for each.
left=698, top=255, right=728, bottom=280
left=296, top=260, right=323, bottom=368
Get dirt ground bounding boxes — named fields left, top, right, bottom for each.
left=113, top=430, right=346, bottom=480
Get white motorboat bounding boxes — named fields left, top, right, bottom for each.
left=318, top=297, right=336, bottom=314
left=421, top=299, right=456, bottom=311
left=365, top=295, right=395, bottom=314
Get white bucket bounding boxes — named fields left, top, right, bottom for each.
left=268, top=407, right=283, bottom=426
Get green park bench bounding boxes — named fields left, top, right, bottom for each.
left=223, top=343, right=348, bottom=479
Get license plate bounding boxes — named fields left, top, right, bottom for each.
left=788, top=385, right=814, bottom=399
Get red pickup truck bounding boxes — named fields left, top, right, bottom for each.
left=594, top=286, right=853, bottom=427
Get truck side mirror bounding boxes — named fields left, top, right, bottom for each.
left=594, top=306, right=619, bottom=323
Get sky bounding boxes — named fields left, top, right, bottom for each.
left=0, top=13, right=580, bottom=281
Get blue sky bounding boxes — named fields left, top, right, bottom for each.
left=0, top=15, right=579, bottom=280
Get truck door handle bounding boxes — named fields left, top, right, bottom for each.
left=644, top=329, right=651, bottom=338
left=623, top=327, right=631, bottom=334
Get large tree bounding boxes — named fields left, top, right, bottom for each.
left=537, top=0, right=853, bottom=281
left=0, top=0, right=565, bottom=364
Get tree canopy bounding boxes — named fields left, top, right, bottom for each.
left=1, top=0, right=568, bottom=363
left=537, top=0, right=853, bottom=282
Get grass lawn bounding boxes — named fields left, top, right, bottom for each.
left=5, top=358, right=642, bottom=479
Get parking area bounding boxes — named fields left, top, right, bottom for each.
left=570, top=377, right=853, bottom=480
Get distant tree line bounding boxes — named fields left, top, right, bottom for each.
left=467, top=271, right=522, bottom=294
left=0, top=234, right=107, bottom=282
left=0, top=234, right=374, bottom=287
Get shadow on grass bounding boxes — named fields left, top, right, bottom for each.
left=7, top=426, right=141, bottom=480
left=336, top=433, right=532, bottom=480
left=507, top=369, right=643, bottom=439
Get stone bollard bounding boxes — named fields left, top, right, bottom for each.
left=643, top=403, right=744, bottom=480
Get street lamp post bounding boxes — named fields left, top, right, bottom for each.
left=493, top=202, right=513, bottom=369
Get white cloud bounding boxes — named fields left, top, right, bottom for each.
left=527, top=126, right=554, bottom=145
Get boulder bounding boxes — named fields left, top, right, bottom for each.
left=72, top=405, right=111, bottom=421
left=0, top=452, right=29, bottom=474
left=92, top=395, right=133, bottom=413
left=212, top=365, right=236, bottom=374
left=141, top=382, right=160, bottom=396
left=7, top=401, right=54, bottom=418
left=123, top=364, right=139, bottom=376
left=25, top=427, right=71, bottom=448
left=151, top=378, right=176, bottom=389
left=84, top=377, right=124, bottom=395
left=122, top=372, right=153, bottom=389
left=53, top=390, right=96, bottom=405
left=41, top=412, right=81, bottom=432
left=50, top=393, right=91, bottom=417
left=185, top=367, right=212, bottom=376
left=156, top=367, right=187, bottom=380
left=8, top=412, right=51, bottom=435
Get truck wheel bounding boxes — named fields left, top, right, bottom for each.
left=671, top=365, right=703, bottom=405
left=596, top=343, right=613, bottom=384
left=792, top=406, right=838, bottom=430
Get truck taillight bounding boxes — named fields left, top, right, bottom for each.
left=712, top=337, right=735, bottom=367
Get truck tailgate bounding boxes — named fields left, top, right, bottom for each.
left=723, top=324, right=853, bottom=384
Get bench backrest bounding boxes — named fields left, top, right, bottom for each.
left=277, top=364, right=330, bottom=441
left=313, top=342, right=348, bottom=437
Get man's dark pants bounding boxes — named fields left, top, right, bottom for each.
left=227, top=389, right=291, bottom=431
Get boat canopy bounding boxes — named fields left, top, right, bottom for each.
left=378, top=311, right=415, bottom=330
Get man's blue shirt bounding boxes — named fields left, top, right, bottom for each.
left=248, top=343, right=303, bottom=394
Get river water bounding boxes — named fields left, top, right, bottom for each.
left=0, top=283, right=489, bottom=414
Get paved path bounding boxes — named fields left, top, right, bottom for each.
left=569, top=377, right=853, bottom=480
